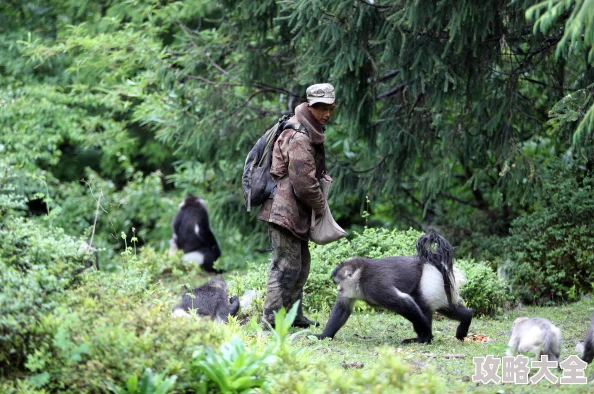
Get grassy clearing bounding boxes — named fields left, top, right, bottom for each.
left=293, top=299, right=594, bottom=393
left=157, top=261, right=594, bottom=392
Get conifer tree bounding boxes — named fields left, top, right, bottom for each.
left=2, top=0, right=593, bottom=257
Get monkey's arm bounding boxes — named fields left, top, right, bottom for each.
left=229, top=296, right=240, bottom=317
left=506, top=332, right=520, bottom=357
left=582, top=327, right=594, bottom=363
left=316, top=296, right=355, bottom=339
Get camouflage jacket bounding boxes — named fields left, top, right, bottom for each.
left=258, top=115, right=326, bottom=240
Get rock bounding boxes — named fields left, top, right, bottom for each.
left=240, top=290, right=258, bottom=314
left=576, top=342, right=585, bottom=354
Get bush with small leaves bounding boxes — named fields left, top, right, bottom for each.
left=502, top=162, right=594, bottom=304
left=0, top=216, right=91, bottom=373
left=456, top=260, right=512, bottom=316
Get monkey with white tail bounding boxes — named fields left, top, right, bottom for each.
left=316, top=232, right=472, bottom=344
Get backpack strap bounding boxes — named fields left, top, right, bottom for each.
left=284, top=123, right=325, bottom=178
left=282, top=122, right=308, bottom=136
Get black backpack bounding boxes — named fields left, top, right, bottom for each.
left=242, top=115, right=305, bottom=212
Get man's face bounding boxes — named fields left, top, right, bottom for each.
left=307, top=103, right=336, bottom=125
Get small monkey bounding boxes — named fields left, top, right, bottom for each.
left=172, top=277, right=239, bottom=323
left=507, top=317, right=561, bottom=361
left=579, top=313, right=594, bottom=363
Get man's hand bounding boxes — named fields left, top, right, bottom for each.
left=323, top=173, right=332, bottom=182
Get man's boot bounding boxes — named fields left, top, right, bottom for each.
left=292, top=298, right=319, bottom=328
left=262, top=308, right=277, bottom=329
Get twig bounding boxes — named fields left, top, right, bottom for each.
left=520, top=77, right=577, bottom=92
left=205, top=52, right=230, bottom=76
left=377, top=83, right=407, bottom=100
left=378, top=70, right=399, bottom=82
left=350, top=155, right=390, bottom=173
left=87, top=189, right=102, bottom=270
left=438, top=192, right=480, bottom=208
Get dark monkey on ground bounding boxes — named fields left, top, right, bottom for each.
left=316, top=233, right=472, bottom=344
left=170, top=194, right=222, bottom=273
left=580, top=313, right=594, bottom=363
left=172, top=277, right=239, bottom=323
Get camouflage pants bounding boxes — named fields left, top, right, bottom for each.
left=263, top=223, right=310, bottom=323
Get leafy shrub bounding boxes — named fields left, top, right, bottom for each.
left=50, top=169, right=177, bottom=268
left=108, top=368, right=177, bottom=394
left=502, top=163, right=594, bottom=304
left=0, top=216, right=90, bottom=374
left=191, top=304, right=300, bottom=393
left=16, top=255, right=229, bottom=393
left=456, top=260, right=511, bottom=316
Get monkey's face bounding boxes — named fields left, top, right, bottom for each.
left=333, top=266, right=361, bottom=299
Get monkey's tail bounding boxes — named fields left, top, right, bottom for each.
left=541, top=325, right=561, bottom=361
left=229, top=296, right=240, bottom=317
left=416, top=232, right=456, bottom=305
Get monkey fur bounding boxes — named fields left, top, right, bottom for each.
left=172, top=277, right=239, bottom=323
left=316, top=232, right=472, bottom=344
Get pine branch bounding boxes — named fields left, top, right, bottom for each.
left=521, top=77, right=577, bottom=92
left=463, top=165, right=489, bottom=211
left=379, top=70, right=400, bottom=81
left=216, top=88, right=276, bottom=121
left=376, top=83, right=407, bottom=99
left=400, top=186, right=424, bottom=209
left=408, top=93, right=424, bottom=118
left=438, top=192, right=480, bottom=208
left=350, top=155, right=390, bottom=173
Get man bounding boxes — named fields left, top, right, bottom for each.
left=258, top=83, right=336, bottom=327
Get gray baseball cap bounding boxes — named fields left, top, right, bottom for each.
left=306, top=83, right=335, bottom=106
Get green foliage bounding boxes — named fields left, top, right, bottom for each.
left=0, top=216, right=89, bottom=373
left=6, top=0, right=594, bottom=260
left=12, top=254, right=228, bottom=392
left=50, top=169, right=177, bottom=265
left=528, top=0, right=594, bottom=63
left=108, top=368, right=177, bottom=394
left=527, top=0, right=594, bottom=145
left=456, top=260, right=512, bottom=316
left=502, top=162, right=594, bottom=304
left=192, top=303, right=298, bottom=393
left=193, top=336, right=276, bottom=392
